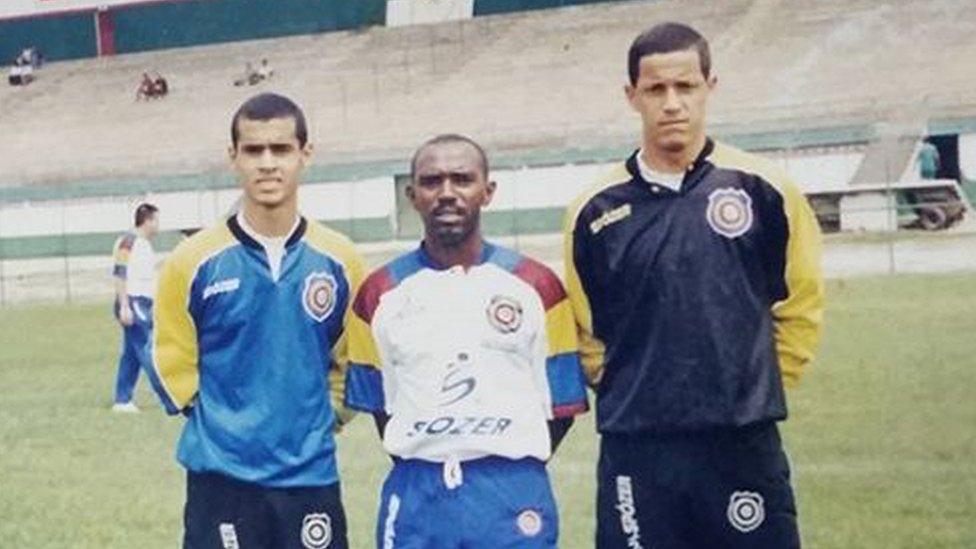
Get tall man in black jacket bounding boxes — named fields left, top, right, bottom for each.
left=564, top=22, right=825, bottom=548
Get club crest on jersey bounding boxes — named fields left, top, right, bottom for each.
left=706, top=187, right=753, bottom=238
left=301, top=513, right=333, bottom=549
left=303, top=272, right=337, bottom=322
left=486, top=295, right=523, bottom=333
left=516, top=509, right=543, bottom=537
left=727, top=491, right=765, bottom=533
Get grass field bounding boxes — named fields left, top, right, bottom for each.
left=1, top=273, right=975, bottom=548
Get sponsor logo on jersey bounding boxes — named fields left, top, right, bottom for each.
left=727, top=491, right=764, bottom=533
left=615, top=476, right=644, bottom=549
left=203, top=278, right=241, bottom=300
left=301, top=513, right=333, bottom=549
left=486, top=295, right=523, bottom=333
left=438, top=353, right=476, bottom=407
left=303, top=272, right=337, bottom=322
left=706, top=187, right=753, bottom=238
left=589, top=203, right=633, bottom=234
left=219, top=523, right=240, bottom=549
left=516, top=509, right=543, bottom=537
left=405, top=416, right=513, bottom=437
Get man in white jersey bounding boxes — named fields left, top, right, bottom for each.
left=110, top=203, right=159, bottom=412
left=345, top=134, right=589, bottom=548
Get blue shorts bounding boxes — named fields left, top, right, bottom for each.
left=376, top=456, right=558, bottom=548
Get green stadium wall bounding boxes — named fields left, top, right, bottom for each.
left=0, top=0, right=385, bottom=62
left=0, top=211, right=565, bottom=260
left=0, top=0, right=635, bottom=63
left=1, top=122, right=974, bottom=261
left=0, top=123, right=886, bottom=204
left=0, top=217, right=394, bottom=261
left=112, top=0, right=386, bottom=54
left=473, top=0, right=626, bottom=16
left=0, top=11, right=96, bottom=63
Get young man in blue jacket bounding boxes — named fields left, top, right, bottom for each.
left=152, top=93, right=365, bottom=549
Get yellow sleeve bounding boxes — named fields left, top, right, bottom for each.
left=344, top=304, right=386, bottom=412
left=561, top=165, right=630, bottom=385
left=329, top=248, right=369, bottom=428
left=543, top=298, right=589, bottom=417
left=772, top=179, right=826, bottom=387
left=150, top=251, right=200, bottom=414
left=347, top=303, right=382, bottom=371
left=343, top=262, right=391, bottom=414
left=563, top=201, right=607, bottom=385
left=329, top=330, right=356, bottom=428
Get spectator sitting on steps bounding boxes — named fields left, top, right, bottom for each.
left=256, top=58, right=274, bottom=81
left=233, top=59, right=274, bottom=87
left=136, top=71, right=168, bottom=100
left=8, top=59, right=34, bottom=86
left=153, top=72, right=168, bottom=96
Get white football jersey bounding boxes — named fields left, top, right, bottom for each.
left=345, top=243, right=587, bottom=463
left=112, top=232, right=157, bottom=298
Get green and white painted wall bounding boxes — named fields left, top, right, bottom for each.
left=0, top=159, right=611, bottom=303
left=0, top=161, right=611, bottom=262
left=5, top=127, right=976, bottom=264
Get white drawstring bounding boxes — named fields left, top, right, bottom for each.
left=442, top=455, right=463, bottom=490
left=131, top=300, right=146, bottom=323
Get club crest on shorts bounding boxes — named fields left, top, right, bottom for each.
left=516, top=509, right=543, bottom=537
left=303, top=272, right=337, bottom=322
left=706, top=187, right=753, bottom=238
left=727, top=491, right=765, bottom=533
left=486, top=295, right=523, bottom=333
left=301, top=512, right=333, bottom=549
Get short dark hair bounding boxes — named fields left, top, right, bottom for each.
left=628, top=22, right=711, bottom=85
left=231, top=92, right=308, bottom=148
left=410, top=134, right=489, bottom=180
left=134, top=203, right=158, bottom=227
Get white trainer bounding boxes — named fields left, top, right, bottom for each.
left=112, top=402, right=140, bottom=413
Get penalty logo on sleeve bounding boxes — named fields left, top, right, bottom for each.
left=727, top=491, right=765, bottom=533
left=486, top=295, right=523, bottom=334
left=301, top=513, right=333, bottom=549
left=706, top=187, right=753, bottom=238
left=303, top=272, right=338, bottom=322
